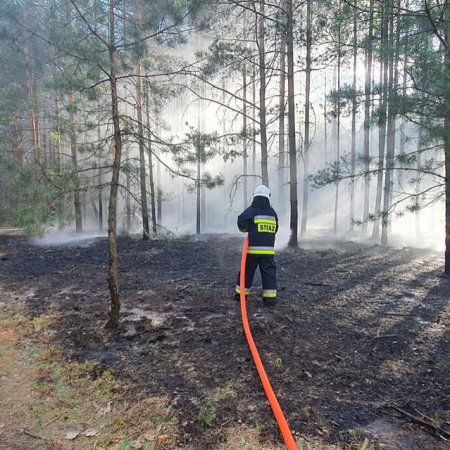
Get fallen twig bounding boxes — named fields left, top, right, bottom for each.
left=175, top=283, right=194, bottom=292
left=43, top=416, right=60, bottom=427
left=373, top=334, right=398, bottom=340
left=220, top=417, right=234, bottom=428
left=380, top=405, right=450, bottom=440
left=19, top=428, right=52, bottom=441
left=385, top=312, right=410, bottom=317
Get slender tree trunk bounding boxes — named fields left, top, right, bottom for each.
left=387, top=5, right=402, bottom=238
left=334, top=28, right=342, bottom=236
left=97, top=127, right=103, bottom=232
left=24, top=4, right=40, bottom=164
left=199, top=78, right=207, bottom=229
left=324, top=74, right=328, bottom=163
left=258, top=2, right=269, bottom=186
left=398, top=5, right=408, bottom=189
left=98, top=171, right=103, bottom=232
left=415, top=124, right=423, bottom=239
left=301, top=0, right=312, bottom=237
left=350, top=0, right=359, bottom=233
left=156, top=122, right=162, bottom=225
left=362, top=0, right=374, bottom=236
left=157, top=186, right=162, bottom=224
left=135, top=3, right=149, bottom=240
left=286, top=0, right=298, bottom=247
left=243, top=63, right=248, bottom=207
left=145, top=88, right=157, bottom=235
left=68, top=91, right=82, bottom=233
left=445, top=114, right=450, bottom=274
left=13, top=120, right=24, bottom=162
left=122, top=1, right=131, bottom=234
left=54, top=91, right=64, bottom=228
left=372, top=1, right=389, bottom=241
left=372, top=74, right=387, bottom=240
left=278, top=30, right=286, bottom=207
left=196, top=156, right=201, bottom=235
left=42, top=114, right=48, bottom=166
left=126, top=169, right=131, bottom=232
left=82, top=191, right=87, bottom=224
left=201, top=172, right=206, bottom=228
left=251, top=63, right=256, bottom=184
left=381, top=1, right=397, bottom=246
left=444, top=3, right=450, bottom=274
left=106, top=0, right=122, bottom=328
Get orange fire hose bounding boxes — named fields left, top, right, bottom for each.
left=239, top=237, right=298, bottom=450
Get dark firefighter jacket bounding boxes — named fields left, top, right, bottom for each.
left=237, top=196, right=278, bottom=255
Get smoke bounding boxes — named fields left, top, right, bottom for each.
left=32, top=230, right=106, bottom=247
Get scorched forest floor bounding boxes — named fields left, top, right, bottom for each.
left=0, top=233, right=449, bottom=449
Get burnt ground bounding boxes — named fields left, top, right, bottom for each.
left=0, top=233, right=449, bottom=449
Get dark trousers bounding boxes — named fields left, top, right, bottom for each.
left=235, top=255, right=277, bottom=298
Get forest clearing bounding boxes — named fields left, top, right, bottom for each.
left=0, top=232, right=449, bottom=449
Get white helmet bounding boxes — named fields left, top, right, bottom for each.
left=253, top=184, right=271, bottom=199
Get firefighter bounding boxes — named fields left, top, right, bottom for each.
left=235, top=184, right=278, bottom=306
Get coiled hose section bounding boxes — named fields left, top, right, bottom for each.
left=239, top=237, right=298, bottom=449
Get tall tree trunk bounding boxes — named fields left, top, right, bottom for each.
left=23, top=4, right=40, bottom=164
left=251, top=63, right=256, bottom=184
left=156, top=120, right=162, bottom=225
left=301, top=0, right=312, bottom=237
left=381, top=1, right=397, bottom=246
left=98, top=170, right=103, bottom=232
left=13, top=120, right=24, bottom=162
left=258, top=1, right=269, bottom=186
left=196, top=156, right=201, bottom=235
left=243, top=63, right=248, bottom=207
left=372, top=1, right=389, bottom=241
left=157, top=186, right=162, bottom=224
left=68, top=91, right=82, bottom=233
left=97, top=127, right=103, bottom=232
left=135, top=1, right=149, bottom=240
left=362, top=0, right=374, bottom=236
left=126, top=169, right=131, bottom=231
left=201, top=175, right=206, bottom=229
left=387, top=5, right=402, bottom=238
left=397, top=0, right=409, bottom=191
left=286, top=0, right=298, bottom=247
left=324, top=74, right=328, bottom=163
left=415, top=124, right=423, bottom=239
left=54, top=90, right=64, bottom=228
left=350, top=0, right=358, bottom=233
left=444, top=2, right=450, bottom=274
left=333, top=27, right=342, bottom=236
left=42, top=113, right=48, bottom=166
left=106, top=0, right=122, bottom=328
left=445, top=114, right=450, bottom=274
left=199, top=77, right=207, bottom=229
left=278, top=30, right=286, bottom=207
left=145, top=88, right=157, bottom=235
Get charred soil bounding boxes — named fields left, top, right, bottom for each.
left=0, top=234, right=449, bottom=449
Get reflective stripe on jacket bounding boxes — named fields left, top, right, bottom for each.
left=237, top=201, right=278, bottom=254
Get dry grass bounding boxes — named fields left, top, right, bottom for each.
left=216, top=425, right=284, bottom=450
left=0, top=310, right=375, bottom=450
left=0, top=312, right=178, bottom=450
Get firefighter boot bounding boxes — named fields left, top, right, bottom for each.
left=262, top=296, right=277, bottom=306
